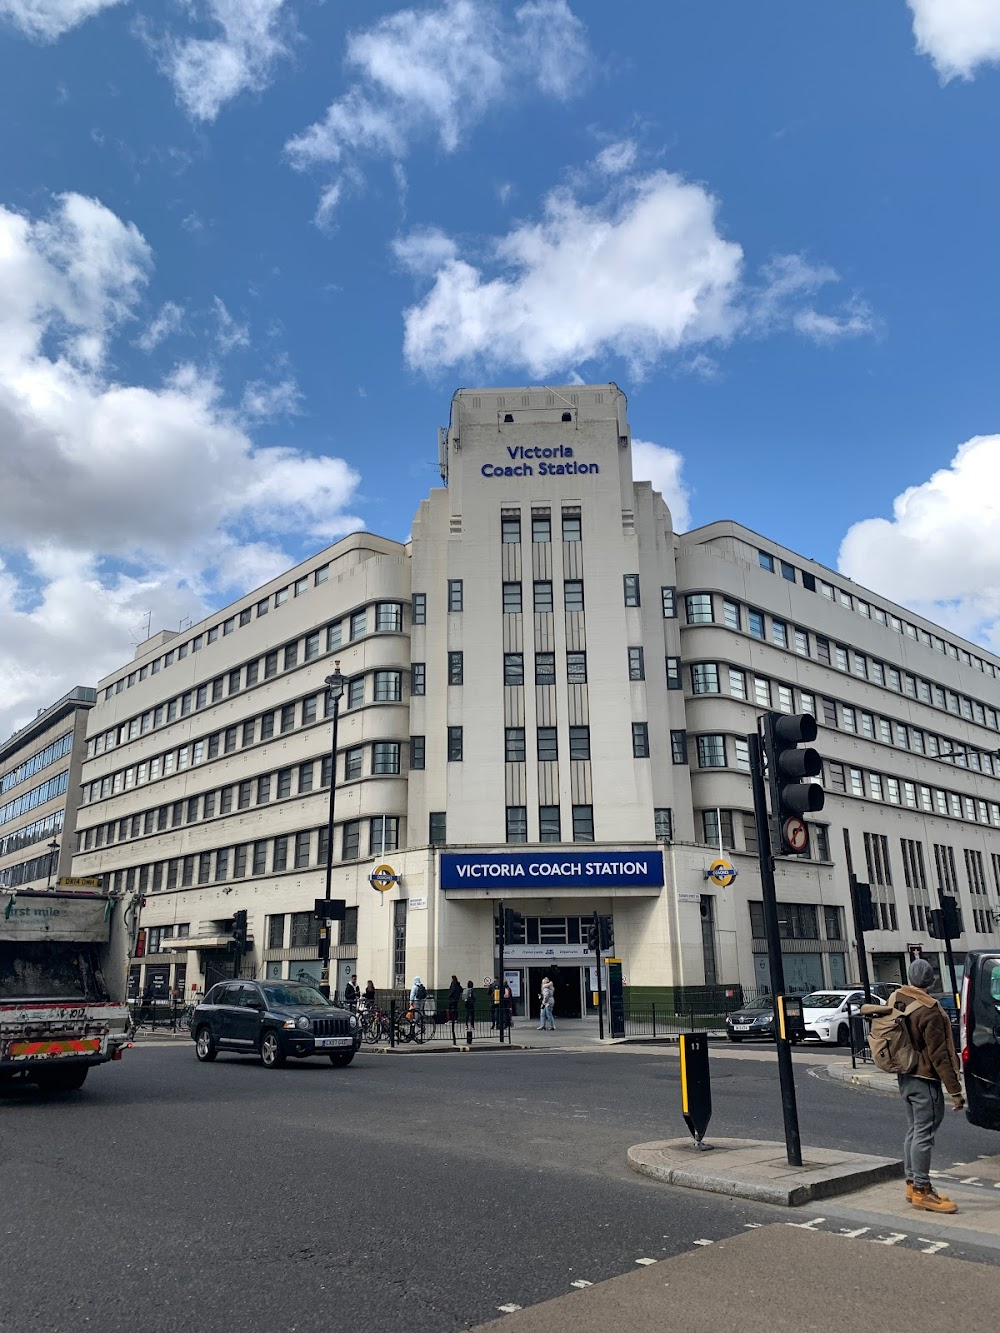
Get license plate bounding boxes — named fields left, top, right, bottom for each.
left=316, top=1036, right=352, bottom=1048
left=734, top=1025, right=751, bottom=1032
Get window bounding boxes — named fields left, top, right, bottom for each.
left=294, top=576, right=308, bottom=598
left=758, top=550, right=775, bottom=572
left=537, top=727, right=559, bottom=762
left=691, top=663, right=719, bottom=694
left=448, top=579, right=464, bottom=612
left=628, top=646, right=645, bottom=681
left=780, top=560, right=796, bottom=582
left=506, top=807, right=528, bottom=843
left=447, top=726, right=464, bottom=761
left=864, top=831, right=894, bottom=886
left=835, top=645, right=849, bottom=672
left=503, top=582, right=522, bottom=613
left=272, top=837, right=288, bottom=873
left=373, top=743, right=400, bottom=775
left=410, top=663, right=425, bottom=696
left=274, top=588, right=289, bottom=608
left=661, top=586, right=676, bottom=618
left=685, top=593, right=712, bottom=624
left=722, top=599, right=741, bottom=631
left=535, top=653, right=555, bottom=685
left=291, top=831, right=310, bottom=870
left=501, top=512, right=521, bottom=543
left=280, top=703, right=295, bottom=734
left=632, top=722, right=650, bottom=758
left=827, top=761, right=845, bottom=792
left=504, top=653, right=524, bottom=685
left=412, top=593, right=426, bottom=625
left=252, top=841, right=267, bottom=876
left=259, top=712, right=275, bottom=741
left=277, top=768, right=292, bottom=799
left=290, top=911, right=319, bottom=948
left=505, top=728, right=526, bottom=762
left=567, top=652, right=587, bottom=684
left=534, top=580, right=553, bottom=611
left=777, top=685, right=793, bottom=713
left=748, top=609, right=765, bottom=640
left=374, top=670, right=402, bottom=702
left=697, top=735, right=726, bottom=767
left=569, top=726, right=590, bottom=760
left=539, top=805, right=561, bottom=841
left=562, top=510, right=581, bottom=542
left=237, top=780, right=252, bottom=811
left=793, top=628, right=809, bottom=656
left=734, top=738, right=751, bottom=772
left=257, top=775, right=271, bottom=805
left=342, top=821, right=361, bottom=860
left=448, top=651, right=464, bottom=685
left=284, top=642, right=298, bottom=671
left=564, top=580, right=584, bottom=612
left=376, top=602, right=403, bottom=632
left=327, top=622, right=342, bottom=652
left=409, top=736, right=425, bottom=770
left=728, top=667, right=747, bottom=699
left=370, top=817, right=399, bottom=857
left=345, top=747, right=364, bottom=780
left=754, top=677, right=771, bottom=708
left=350, top=609, right=367, bottom=640
left=623, top=575, right=640, bottom=607
left=186, top=796, right=199, bottom=823
left=772, top=619, right=788, bottom=649
left=532, top=511, right=551, bottom=543
left=654, top=808, right=673, bottom=840
left=572, top=805, right=594, bottom=842
left=302, top=696, right=318, bottom=726
left=245, top=660, right=259, bottom=687
left=429, top=812, right=447, bottom=845
left=664, top=656, right=681, bottom=690
left=703, top=809, right=735, bottom=849
left=671, top=730, right=688, bottom=764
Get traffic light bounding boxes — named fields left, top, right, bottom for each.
left=598, top=915, right=614, bottom=951
left=135, top=928, right=146, bottom=958
left=232, top=909, right=248, bottom=953
left=586, top=919, right=599, bottom=951
left=852, top=881, right=876, bottom=933
left=503, top=908, right=525, bottom=944
left=762, top=712, right=825, bottom=854
left=929, top=896, right=962, bottom=940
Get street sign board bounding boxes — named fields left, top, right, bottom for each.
left=782, top=817, right=808, bottom=853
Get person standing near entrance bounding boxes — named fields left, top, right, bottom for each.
left=893, top=957, right=964, bottom=1214
left=538, top=976, right=555, bottom=1031
left=447, top=974, right=462, bottom=1022
left=463, top=980, right=476, bottom=1028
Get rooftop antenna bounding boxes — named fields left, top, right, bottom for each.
left=128, top=611, right=153, bottom=645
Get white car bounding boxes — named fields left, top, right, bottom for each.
left=800, top=989, right=865, bottom=1045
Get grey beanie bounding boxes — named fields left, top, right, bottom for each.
left=907, top=957, right=934, bottom=989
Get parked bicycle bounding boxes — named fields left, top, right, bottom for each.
left=393, top=1007, right=426, bottom=1045
left=359, top=1003, right=390, bottom=1044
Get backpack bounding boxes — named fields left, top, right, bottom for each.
left=462, top=986, right=473, bottom=1004
left=866, top=999, right=923, bottom=1074
left=415, top=982, right=427, bottom=1001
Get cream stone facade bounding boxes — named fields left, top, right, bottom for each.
left=69, top=385, right=1000, bottom=1014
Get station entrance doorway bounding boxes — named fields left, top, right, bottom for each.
left=526, top=965, right=583, bottom=1020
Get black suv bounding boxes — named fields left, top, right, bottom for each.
left=191, top=980, right=361, bottom=1069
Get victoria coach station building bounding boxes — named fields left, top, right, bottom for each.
left=71, top=384, right=1000, bottom=1009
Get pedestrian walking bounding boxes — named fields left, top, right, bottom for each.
left=447, top=973, right=463, bottom=1022
left=410, top=976, right=427, bottom=1015
left=888, top=957, right=964, bottom=1213
left=537, top=976, right=556, bottom=1031
left=343, top=974, right=360, bottom=1008
left=364, top=979, right=376, bottom=1007
left=503, top=981, right=515, bottom=1028
left=463, top=980, right=476, bottom=1028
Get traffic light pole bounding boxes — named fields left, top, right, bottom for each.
left=935, top=886, right=961, bottom=1009
left=749, top=730, right=803, bottom=1168
left=497, top=899, right=505, bottom=1046
left=591, top=910, right=605, bottom=1041
left=842, top=833, right=872, bottom=1005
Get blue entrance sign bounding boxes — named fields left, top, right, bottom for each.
left=439, top=851, right=664, bottom=891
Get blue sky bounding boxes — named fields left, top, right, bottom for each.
left=1, top=0, right=999, bottom=735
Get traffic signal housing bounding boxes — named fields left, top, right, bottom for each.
left=852, top=880, right=876, bottom=933
left=762, top=712, right=825, bottom=854
left=503, top=908, right=525, bottom=945
left=929, top=896, right=962, bottom=940
left=586, top=919, right=599, bottom=951
left=232, top=909, right=248, bottom=953
left=598, top=915, right=614, bottom=951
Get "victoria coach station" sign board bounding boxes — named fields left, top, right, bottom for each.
left=438, top=851, right=664, bottom=892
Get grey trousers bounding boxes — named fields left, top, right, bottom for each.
left=898, top=1074, right=945, bottom=1188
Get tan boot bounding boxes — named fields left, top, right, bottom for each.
left=910, top=1185, right=958, bottom=1214
left=905, top=1180, right=914, bottom=1203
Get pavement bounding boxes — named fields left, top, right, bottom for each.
left=627, top=1136, right=902, bottom=1205
left=471, top=1222, right=1000, bottom=1333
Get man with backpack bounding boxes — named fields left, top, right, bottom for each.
left=865, top=957, right=964, bottom=1214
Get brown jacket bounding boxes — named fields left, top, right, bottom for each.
left=891, top=985, right=962, bottom=1097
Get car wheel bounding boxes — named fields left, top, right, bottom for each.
left=33, top=1065, right=89, bottom=1092
left=837, top=1024, right=850, bottom=1047
left=260, top=1029, right=286, bottom=1068
left=329, top=1051, right=355, bottom=1067
left=194, top=1026, right=217, bottom=1063
left=727, top=1034, right=742, bottom=1043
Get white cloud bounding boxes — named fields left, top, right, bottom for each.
left=0, top=192, right=362, bottom=738
left=156, top=0, right=294, bottom=122
left=395, top=165, right=873, bottom=379
left=136, top=300, right=184, bottom=352
left=631, top=439, right=691, bottom=532
left=595, top=139, right=638, bottom=176
left=908, top=0, right=1000, bottom=81
left=286, top=0, right=590, bottom=215
left=838, top=434, right=1000, bottom=648
left=0, top=0, right=126, bottom=41
left=240, top=376, right=301, bottom=420
left=212, top=295, right=250, bottom=353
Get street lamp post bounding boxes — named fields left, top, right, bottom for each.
left=46, top=839, right=60, bottom=888
left=319, top=663, right=345, bottom=1000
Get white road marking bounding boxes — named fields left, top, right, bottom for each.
left=570, top=1280, right=593, bottom=1288
left=635, top=1257, right=657, bottom=1266
left=837, top=1227, right=871, bottom=1238
left=692, top=1239, right=714, bottom=1246
left=497, top=1304, right=523, bottom=1314
left=960, top=1177, right=981, bottom=1185
left=869, top=1232, right=907, bottom=1246
left=743, top=1223, right=762, bottom=1229
left=786, top=1218, right=826, bottom=1230
left=916, top=1239, right=950, bottom=1256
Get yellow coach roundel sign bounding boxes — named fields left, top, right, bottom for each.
left=707, top=858, right=738, bottom=889
left=369, top=863, right=398, bottom=893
